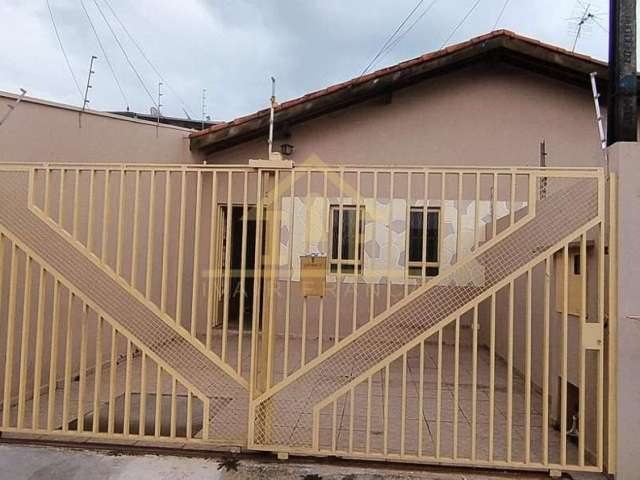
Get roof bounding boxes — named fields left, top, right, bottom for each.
left=190, top=30, right=618, bottom=153
left=110, top=111, right=220, bottom=130
left=0, top=90, right=197, bottom=133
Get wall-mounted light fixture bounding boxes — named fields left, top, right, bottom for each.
left=280, top=143, right=294, bottom=156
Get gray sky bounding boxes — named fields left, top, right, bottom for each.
left=0, top=1, right=613, bottom=121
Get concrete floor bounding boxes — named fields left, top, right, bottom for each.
left=0, top=443, right=605, bottom=479
left=7, top=332, right=582, bottom=465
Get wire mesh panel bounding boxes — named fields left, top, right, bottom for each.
left=0, top=235, right=207, bottom=443
left=0, top=167, right=249, bottom=446
left=250, top=169, right=607, bottom=474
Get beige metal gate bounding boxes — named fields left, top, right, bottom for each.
left=0, top=163, right=614, bottom=475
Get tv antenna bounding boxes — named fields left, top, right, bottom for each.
left=566, top=1, right=607, bottom=52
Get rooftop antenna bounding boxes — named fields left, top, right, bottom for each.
left=566, top=1, right=606, bottom=52
left=201, top=88, right=207, bottom=130
left=79, top=55, right=97, bottom=127
left=268, top=76, right=277, bottom=160
left=0, top=88, right=27, bottom=128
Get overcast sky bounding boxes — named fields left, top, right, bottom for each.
left=0, top=1, right=614, bottom=121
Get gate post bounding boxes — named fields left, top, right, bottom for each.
left=249, top=168, right=282, bottom=447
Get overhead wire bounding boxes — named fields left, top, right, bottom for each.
left=360, top=0, right=425, bottom=77
left=101, top=0, right=196, bottom=118
left=46, top=0, right=83, bottom=100
left=492, top=0, right=511, bottom=30
left=79, top=0, right=130, bottom=110
left=370, top=0, right=439, bottom=71
left=91, top=0, right=157, bottom=108
left=440, top=0, right=483, bottom=49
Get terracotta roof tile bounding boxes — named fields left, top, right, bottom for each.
left=190, top=30, right=606, bottom=140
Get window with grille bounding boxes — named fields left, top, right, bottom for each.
left=407, top=207, right=440, bottom=278
left=329, top=205, right=365, bottom=274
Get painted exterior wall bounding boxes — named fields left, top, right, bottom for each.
left=205, top=63, right=606, bottom=169
left=0, top=92, right=203, bottom=165
left=609, top=143, right=640, bottom=480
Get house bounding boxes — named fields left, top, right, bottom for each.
left=0, top=30, right=630, bottom=478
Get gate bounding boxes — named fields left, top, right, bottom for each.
left=0, top=162, right=614, bottom=475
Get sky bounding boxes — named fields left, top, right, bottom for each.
left=0, top=1, right=614, bottom=121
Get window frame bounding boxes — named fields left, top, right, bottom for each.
left=328, top=204, right=365, bottom=275
left=407, top=206, right=441, bottom=279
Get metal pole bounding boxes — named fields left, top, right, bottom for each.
left=268, top=77, right=276, bottom=158
left=607, top=0, right=637, bottom=145
left=82, top=56, right=97, bottom=112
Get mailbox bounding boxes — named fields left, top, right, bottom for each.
left=300, top=255, right=327, bottom=297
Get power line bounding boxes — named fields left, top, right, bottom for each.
left=91, top=0, right=157, bottom=108
left=371, top=0, right=439, bottom=70
left=101, top=0, right=196, bottom=118
left=360, top=0, right=425, bottom=76
left=440, top=0, right=483, bottom=49
left=492, top=0, right=511, bottom=30
left=46, top=0, right=83, bottom=100
left=79, top=0, right=130, bottom=110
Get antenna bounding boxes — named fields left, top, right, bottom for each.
left=201, top=88, right=207, bottom=130
left=0, top=88, right=27, bottom=127
left=566, top=1, right=606, bottom=52
left=82, top=55, right=98, bottom=112
left=268, top=76, right=276, bottom=158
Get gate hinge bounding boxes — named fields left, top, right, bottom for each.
left=582, top=322, right=603, bottom=350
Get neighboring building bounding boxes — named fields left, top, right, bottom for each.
left=0, top=91, right=203, bottom=165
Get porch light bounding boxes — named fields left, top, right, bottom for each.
left=280, top=143, right=294, bottom=156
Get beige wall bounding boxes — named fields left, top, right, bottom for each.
left=609, top=143, right=640, bottom=480
left=0, top=92, right=203, bottom=165
left=207, top=63, right=606, bottom=169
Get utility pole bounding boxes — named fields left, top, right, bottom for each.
left=607, top=0, right=637, bottom=145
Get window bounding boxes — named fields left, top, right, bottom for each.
left=330, top=205, right=364, bottom=274
left=407, top=207, right=440, bottom=278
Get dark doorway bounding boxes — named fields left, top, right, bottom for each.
left=221, top=205, right=264, bottom=329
